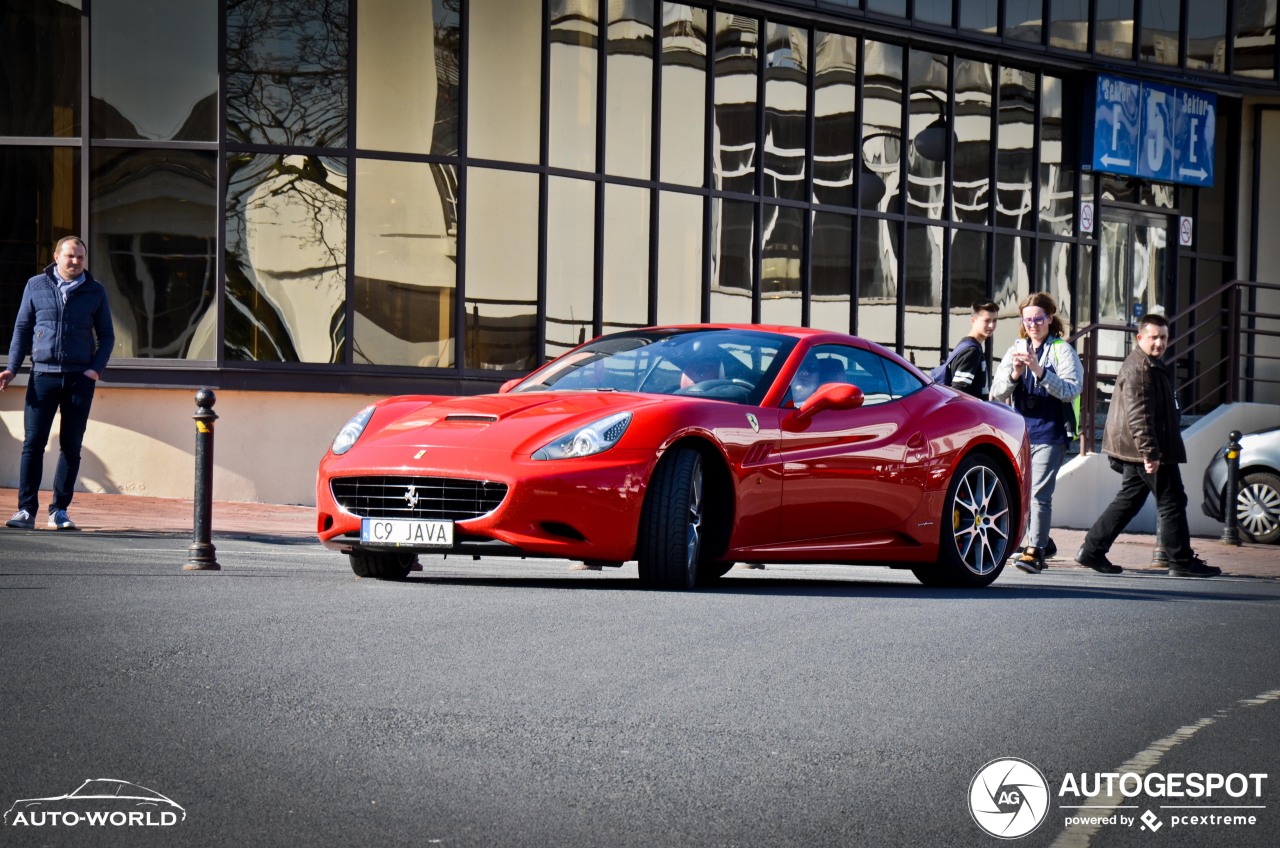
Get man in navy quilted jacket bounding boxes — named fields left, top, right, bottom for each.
left=1, top=236, right=115, bottom=531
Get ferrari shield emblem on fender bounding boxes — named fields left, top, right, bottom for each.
left=746, top=413, right=759, bottom=433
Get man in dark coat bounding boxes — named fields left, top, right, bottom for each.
left=1074, top=313, right=1219, bottom=577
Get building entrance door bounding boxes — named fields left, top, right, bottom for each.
left=1097, top=209, right=1172, bottom=369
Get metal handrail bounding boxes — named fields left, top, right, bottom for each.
left=1066, top=279, right=1280, bottom=455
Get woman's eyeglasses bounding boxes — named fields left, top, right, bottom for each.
left=1022, top=315, right=1048, bottom=326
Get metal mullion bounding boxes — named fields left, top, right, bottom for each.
left=454, top=0, right=471, bottom=374
left=753, top=14, right=765, bottom=326
left=801, top=21, right=816, bottom=329
left=648, top=6, right=661, bottom=328
left=594, top=4, right=607, bottom=340
left=537, top=0, right=551, bottom=364
left=217, top=0, right=229, bottom=370
left=851, top=33, right=866, bottom=337
left=343, top=0, right=358, bottom=368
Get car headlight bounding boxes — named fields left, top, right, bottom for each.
left=532, top=412, right=632, bottom=460
left=331, top=406, right=375, bottom=455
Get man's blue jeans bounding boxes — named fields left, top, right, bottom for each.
left=19, top=372, right=97, bottom=515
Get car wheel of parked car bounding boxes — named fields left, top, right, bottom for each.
left=349, top=550, right=417, bottom=580
left=637, top=447, right=705, bottom=590
left=1237, top=471, right=1280, bottom=544
left=917, top=454, right=1012, bottom=588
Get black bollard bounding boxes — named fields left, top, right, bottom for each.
left=1220, top=430, right=1242, bottom=546
left=184, top=388, right=221, bottom=571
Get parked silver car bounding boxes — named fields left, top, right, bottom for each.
left=1202, top=426, right=1280, bottom=544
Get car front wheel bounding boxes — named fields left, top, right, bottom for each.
left=915, top=454, right=1012, bottom=588
left=349, top=550, right=417, bottom=580
left=637, top=447, right=705, bottom=590
left=1237, top=471, right=1280, bottom=544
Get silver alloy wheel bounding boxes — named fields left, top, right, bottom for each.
left=685, top=456, right=705, bottom=580
left=1238, top=479, right=1280, bottom=540
left=951, top=464, right=1011, bottom=575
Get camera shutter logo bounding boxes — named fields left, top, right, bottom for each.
left=969, top=758, right=1050, bottom=839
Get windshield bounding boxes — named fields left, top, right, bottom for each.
left=510, top=328, right=796, bottom=405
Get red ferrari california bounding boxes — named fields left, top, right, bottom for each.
left=317, top=325, right=1030, bottom=588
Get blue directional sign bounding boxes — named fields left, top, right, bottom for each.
left=1090, top=74, right=1215, bottom=188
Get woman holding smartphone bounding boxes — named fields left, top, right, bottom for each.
left=990, top=292, right=1083, bottom=574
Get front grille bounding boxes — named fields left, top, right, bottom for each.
left=331, top=476, right=508, bottom=521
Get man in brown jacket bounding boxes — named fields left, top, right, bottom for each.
left=1074, top=313, right=1220, bottom=577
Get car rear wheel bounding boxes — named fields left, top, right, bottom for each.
left=915, top=454, right=1012, bottom=588
left=1237, top=471, right=1280, bottom=544
left=349, top=550, right=417, bottom=580
left=637, top=447, right=705, bottom=590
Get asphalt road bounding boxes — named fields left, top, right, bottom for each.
left=1, top=532, right=1278, bottom=848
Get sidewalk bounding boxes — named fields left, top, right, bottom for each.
left=1, top=488, right=1275, bottom=578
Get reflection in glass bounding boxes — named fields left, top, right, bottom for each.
left=603, top=184, right=651, bottom=332
left=90, top=149, right=217, bottom=359
left=914, top=0, right=953, bottom=27
left=953, top=59, right=991, bottom=225
left=761, top=205, right=802, bottom=326
left=0, top=147, right=81, bottom=355
left=0, top=0, right=80, bottom=137
left=858, top=215, right=898, bottom=347
left=1096, top=0, right=1135, bottom=60
left=764, top=23, right=807, bottom=202
left=1048, top=0, right=1089, bottom=51
left=226, top=0, right=349, bottom=147
left=606, top=1, right=655, bottom=179
left=1005, top=1, right=1045, bottom=44
left=1186, top=4, right=1227, bottom=72
left=711, top=198, right=754, bottom=323
left=1140, top=0, right=1181, bottom=66
left=1038, top=240, right=1073, bottom=327
left=813, top=31, right=858, bottom=208
left=92, top=0, right=216, bottom=140
left=550, top=0, right=599, bottom=172
left=661, top=5, right=707, bottom=187
left=907, top=50, right=948, bottom=222
left=657, top=191, right=703, bottom=324
left=546, top=177, right=596, bottom=359
left=353, top=158, right=457, bottom=368
left=1077, top=243, right=1094, bottom=327
left=904, top=222, right=943, bottom=369
left=1198, top=134, right=1228, bottom=256
left=1235, top=1, right=1277, bottom=79
left=469, top=0, right=540, bottom=164
left=958, top=0, right=997, bottom=34
left=811, top=211, right=853, bottom=332
left=948, top=229, right=988, bottom=344
left=1039, top=75, right=1074, bottom=236
left=464, top=168, right=539, bottom=370
left=357, top=0, right=460, bottom=156
left=225, top=153, right=347, bottom=363
left=994, top=234, right=1031, bottom=320
left=866, top=0, right=906, bottom=16
left=713, top=12, right=758, bottom=195
left=997, top=67, right=1035, bottom=231
left=862, top=41, right=903, bottom=212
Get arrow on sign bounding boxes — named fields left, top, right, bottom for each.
left=1179, top=166, right=1208, bottom=180
left=1101, top=154, right=1132, bottom=168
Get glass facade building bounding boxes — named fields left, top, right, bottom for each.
left=2, top=0, right=1277, bottom=396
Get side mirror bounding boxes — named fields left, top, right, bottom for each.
left=793, top=382, right=864, bottom=423
left=498, top=378, right=522, bottom=394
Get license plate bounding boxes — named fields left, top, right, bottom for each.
left=361, top=518, right=454, bottom=548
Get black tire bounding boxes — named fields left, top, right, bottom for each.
left=914, top=453, right=1013, bottom=588
left=349, top=550, right=417, bottom=580
left=1236, top=471, right=1280, bottom=544
left=636, top=447, right=706, bottom=589
left=696, top=561, right=735, bottom=585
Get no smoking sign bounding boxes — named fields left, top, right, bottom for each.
left=1179, top=215, right=1194, bottom=247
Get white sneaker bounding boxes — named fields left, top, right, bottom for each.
left=48, top=509, right=76, bottom=530
left=6, top=509, right=35, bottom=530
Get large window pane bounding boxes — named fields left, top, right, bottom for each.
left=90, top=149, right=217, bottom=360
left=226, top=0, right=348, bottom=148
left=469, top=0, right=540, bottom=164
left=948, top=229, right=989, bottom=343
left=549, top=0, right=599, bottom=172
left=764, top=23, right=807, bottom=202
left=603, top=184, right=651, bottom=332
left=953, top=58, right=992, bottom=225
left=811, top=210, right=853, bottom=332
left=904, top=222, right=943, bottom=369
left=660, top=5, right=707, bottom=186
left=1097, top=1, right=1135, bottom=60
left=225, top=153, right=347, bottom=363
left=994, top=234, right=1031, bottom=326
left=1187, top=4, right=1227, bottom=72
left=1039, top=75, right=1074, bottom=235
left=1140, top=0, right=1181, bottom=66
left=353, top=159, right=457, bottom=368
left=92, top=0, right=216, bottom=141
left=858, top=216, right=898, bottom=347
left=761, top=204, right=802, bottom=326
left=0, top=147, right=82, bottom=354
left=713, top=12, right=758, bottom=195
left=0, top=0, right=80, bottom=137
left=908, top=50, right=948, bottom=222
left=1048, top=0, right=1089, bottom=51
left=997, top=67, right=1035, bottom=231
left=1005, top=2, right=1044, bottom=44
left=958, top=0, right=997, bottom=35
left=1235, top=0, right=1277, bottom=79
left=656, top=191, right=703, bottom=323
left=1038, top=239, right=1073, bottom=325
left=915, top=0, right=952, bottom=27
left=546, top=176, right=596, bottom=359
left=357, top=0, right=460, bottom=156
left=862, top=41, right=903, bottom=212
left=813, top=31, right=858, bottom=208
left=464, top=168, right=538, bottom=370
left=606, top=1, right=654, bottom=179
left=710, top=197, right=754, bottom=322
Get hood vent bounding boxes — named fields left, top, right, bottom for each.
left=443, top=414, right=499, bottom=423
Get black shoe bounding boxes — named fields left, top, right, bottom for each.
left=1075, top=546, right=1123, bottom=575
left=1168, top=556, right=1221, bottom=578
left=1015, top=546, right=1044, bottom=574
left=1044, top=537, right=1057, bottom=559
